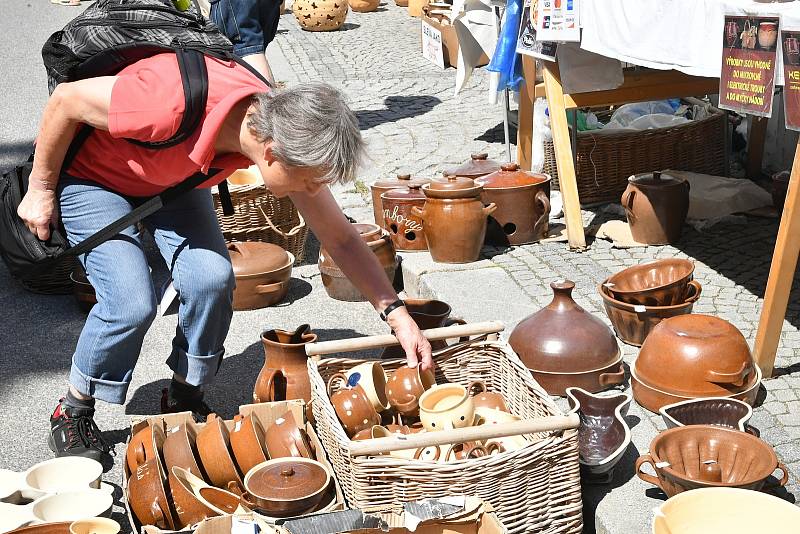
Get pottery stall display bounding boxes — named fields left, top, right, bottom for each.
left=652, top=487, right=800, bottom=534
left=509, top=280, right=625, bottom=396
left=228, top=242, right=293, bottom=311
left=413, top=176, right=496, bottom=263
left=444, top=153, right=502, bottom=180
left=241, top=458, right=332, bottom=517
left=318, top=222, right=398, bottom=301
left=370, top=173, right=429, bottom=228
left=292, top=0, right=348, bottom=32
left=0, top=490, right=114, bottom=534
left=659, top=397, right=754, bottom=433
left=621, top=172, right=690, bottom=245
left=605, top=259, right=694, bottom=307
left=599, top=279, right=702, bottom=346
left=476, top=163, right=551, bottom=245
left=631, top=314, right=762, bottom=413
left=566, top=387, right=632, bottom=483
left=635, top=425, right=788, bottom=497
left=381, top=184, right=428, bottom=251
left=70, top=263, right=95, bottom=313
left=381, top=298, right=467, bottom=359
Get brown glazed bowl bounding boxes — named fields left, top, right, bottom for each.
left=126, top=423, right=163, bottom=475
left=242, top=458, right=331, bottom=517
left=167, top=467, right=219, bottom=529
left=599, top=280, right=702, bottom=346
left=128, top=458, right=176, bottom=529
left=635, top=425, right=789, bottom=497
left=163, top=422, right=206, bottom=482
left=195, top=413, right=243, bottom=492
left=229, top=413, right=269, bottom=477
left=170, top=466, right=242, bottom=517
left=634, top=314, right=757, bottom=399
left=605, top=259, right=694, bottom=306
left=385, top=365, right=437, bottom=417
left=229, top=243, right=293, bottom=311
left=264, top=410, right=315, bottom=459
left=659, top=397, right=754, bottom=433
left=327, top=373, right=381, bottom=437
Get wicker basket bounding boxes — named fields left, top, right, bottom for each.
left=308, top=339, right=582, bottom=534
left=544, top=105, right=726, bottom=205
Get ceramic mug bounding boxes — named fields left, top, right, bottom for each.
left=385, top=365, right=436, bottom=417
left=69, top=518, right=121, bottom=534
left=327, top=372, right=381, bottom=437
left=468, top=381, right=509, bottom=412
left=444, top=441, right=504, bottom=462
left=419, top=384, right=476, bottom=432
left=474, top=407, right=529, bottom=451
left=346, top=362, right=391, bottom=413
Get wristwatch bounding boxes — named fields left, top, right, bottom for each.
left=379, top=299, right=406, bottom=322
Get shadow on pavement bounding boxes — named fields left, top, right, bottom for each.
left=356, top=95, right=443, bottom=130
left=581, top=440, right=642, bottom=534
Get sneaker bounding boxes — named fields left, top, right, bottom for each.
left=160, top=388, right=213, bottom=423
left=48, top=400, right=112, bottom=463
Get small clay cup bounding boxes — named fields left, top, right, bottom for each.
left=468, top=381, right=509, bottom=412
left=264, top=410, right=315, bottom=459
left=163, top=422, right=206, bottom=481
left=419, top=383, right=475, bottom=431
left=69, top=518, right=120, bottom=534
left=346, top=362, right=390, bottom=413
left=385, top=365, right=436, bottom=417
left=195, top=413, right=243, bottom=492
left=229, top=413, right=269, bottom=476
left=327, top=373, right=381, bottom=437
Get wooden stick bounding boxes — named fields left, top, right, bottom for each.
left=347, top=415, right=580, bottom=457
left=754, top=139, right=800, bottom=378
left=305, top=321, right=505, bottom=356
left=517, top=55, right=537, bottom=170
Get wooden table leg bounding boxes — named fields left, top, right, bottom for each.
left=542, top=62, right=586, bottom=250
left=753, top=139, right=800, bottom=378
left=747, top=115, right=769, bottom=179
left=517, top=55, right=537, bottom=169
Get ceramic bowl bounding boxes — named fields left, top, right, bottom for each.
left=605, top=259, right=694, bottom=306
left=242, top=458, right=331, bottom=517
left=468, top=381, right=508, bottom=412
left=327, top=373, right=381, bottom=437
left=419, top=384, right=475, bottom=431
left=162, top=422, right=206, bottom=481
left=599, top=280, right=702, bottom=346
left=636, top=425, right=788, bottom=498
left=195, top=413, right=243, bottom=492
left=127, top=458, right=175, bottom=529
left=229, top=413, right=269, bottom=476
left=385, top=365, right=436, bottom=417
left=346, top=362, right=390, bottom=413
left=68, top=518, right=120, bottom=534
left=33, top=489, right=112, bottom=522
left=16, top=457, right=103, bottom=501
left=659, top=397, right=753, bottom=432
left=652, top=487, right=800, bottom=533
left=167, top=467, right=221, bottom=529
left=126, top=424, right=159, bottom=475
left=170, top=466, right=241, bottom=517
left=264, top=410, right=314, bottom=459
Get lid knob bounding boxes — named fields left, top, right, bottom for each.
left=409, top=184, right=422, bottom=190
left=447, top=175, right=458, bottom=182
left=281, top=467, right=295, bottom=477
left=501, top=163, right=519, bottom=172
left=471, top=153, right=489, bottom=160
left=550, top=279, right=576, bottom=294
left=397, top=174, right=411, bottom=181
left=653, top=171, right=662, bottom=181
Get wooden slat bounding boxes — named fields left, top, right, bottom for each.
left=517, top=55, right=538, bottom=170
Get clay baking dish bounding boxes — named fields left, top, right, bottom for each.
left=599, top=280, right=702, bottom=346
left=635, top=425, right=788, bottom=497
left=605, top=259, right=694, bottom=306
left=634, top=314, right=757, bottom=399
left=659, top=397, right=753, bottom=432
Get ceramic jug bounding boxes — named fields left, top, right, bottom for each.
left=381, top=299, right=467, bottom=359
left=622, top=172, right=690, bottom=245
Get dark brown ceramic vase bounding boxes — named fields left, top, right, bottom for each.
left=370, top=174, right=429, bottom=228
left=381, top=185, right=428, bottom=251
left=318, top=223, right=398, bottom=301
left=477, top=163, right=551, bottom=245
left=413, top=176, right=496, bottom=264
left=509, top=280, right=624, bottom=396
left=622, top=172, right=690, bottom=245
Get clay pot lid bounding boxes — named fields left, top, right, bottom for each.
left=423, top=175, right=483, bottom=199
left=246, top=458, right=329, bottom=501
left=444, top=153, right=502, bottom=178
left=509, top=280, right=620, bottom=373
left=477, top=163, right=550, bottom=189
left=628, top=171, right=687, bottom=189
left=371, top=173, right=429, bottom=190
left=228, top=242, right=291, bottom=277
left=634, top=314, right=756, bottom=397
left=381, top=184, right=426, bottom=200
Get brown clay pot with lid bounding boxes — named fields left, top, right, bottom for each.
left=370, top=174, right=429, bottom=228
left=477, top=163, right=551, bottom=245
left=508, top=280, right=624, bottom=396
left=228, top=242, right=293, bottom=311
left=241, top=457, right=331, bottom=517
left=444, top=153, right=502, bottom=180
left=381, top=185, right=427, bottom=251
left=622, top=171, right=690, bottom=245
left=412, top=176, right=496, bottom=263
left=318, top=222, right=398, bottom=301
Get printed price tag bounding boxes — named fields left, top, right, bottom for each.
left=421, top=20, right=445, bottom=69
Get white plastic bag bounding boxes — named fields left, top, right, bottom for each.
left=531, top=97, right=551, bottom=173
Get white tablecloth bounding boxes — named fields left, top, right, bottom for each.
left=580, top=0, right=800, bottom=84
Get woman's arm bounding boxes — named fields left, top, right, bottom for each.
left=291, top=187, right=434, bottom=370
left=19, top=76, right=117, bottom=240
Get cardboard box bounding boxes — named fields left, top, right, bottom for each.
left=421, top=11, right=490, bottom=70
left=126, top=400, right=344, bottom=533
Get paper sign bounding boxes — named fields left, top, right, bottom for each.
left=782, top=29, right=800, bottom=131
left=718, top=15, right=780, bottom=117
left=517, top=5, right=558, bottom=61
left=532, top=0, right=580, bottom=43
left=421, top=20, right=445, bottom=69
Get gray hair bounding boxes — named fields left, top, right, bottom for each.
left=248, top=83, right=364, bottom=185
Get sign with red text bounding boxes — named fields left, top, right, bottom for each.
left=421, top=20, right=445, bottom=69
left=782, top=29, right=800, bottom=131
left=719, top=15, right=779, bottom=117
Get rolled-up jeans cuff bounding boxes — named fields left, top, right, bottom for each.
left=69, top=359, right=131, bottom=405
left=166, top=346, right=225, bottom=386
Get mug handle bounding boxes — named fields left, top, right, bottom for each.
left=253, top=369, right=280, bottom=403
left=226, top=480, right=245, bottom=496
left=634, top=454, right=662, bottom=490
left=771, top=463, right=790, bottom=487
left=443, top=317, right=470, bottom=343
left=466, top=445, right=489, bottom=459
left=621, top=189, right=636, bottom=221
left=413, top=445, right=441, bottom=461
left=485, top=441, right=505, bottom=455
left=468, top=380, right=488, bottom=396
left=327, top=372, right=350, bottom=397
left=411, top=206, right=425, bottom=219
left=533, top=190, right=551, bottom=237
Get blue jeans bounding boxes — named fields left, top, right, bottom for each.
left=210, top=0, right=281, bottom=57
left=58, top=177, right=235, bottom=404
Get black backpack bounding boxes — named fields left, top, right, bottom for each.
left=1, top=0, right=261, bottom=283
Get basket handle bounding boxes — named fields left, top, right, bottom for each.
left=259, top=204, right=306, bottom=238
left=347, top=415, right=579, bottom=457
left=305, top=321, right=504, bottom=356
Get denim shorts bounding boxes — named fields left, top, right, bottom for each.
left=210, top=0, right=282, bottom=57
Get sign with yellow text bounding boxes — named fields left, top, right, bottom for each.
left=719, top=15, right=780, bottom=117
left=782, top=29, right=800, bottom=131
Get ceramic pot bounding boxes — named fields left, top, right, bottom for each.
left=328, top=373, right=381, bottom=437
left=68, top=518, right=119, bottom=534
left=381, top=185, right=428, bottom=251
left=566, top=387, right=632, bottom=483
left=381, top=298, right=467, bottom=359
left=228, top=242, right=292, bottom=311
left=292, top=0, right=347, bottom=31
left=509, top=280, right=624, bottom=396
left=242, top=458, right=331, bottom=517
left=599, top=279, right=702, bottom=346
left=772, top=170, right=790, bottom=210
left=195, top=414, right=243, bottom=493
left=468, top=381, right=508, bottom=412
left=758, top=21, right=778, bottom=49
left=254, top=325, right=318, bottom=422
left=126, top=424, right=162, bottom=475
left=70, top=263, right=96, bottom=313
left=162, top=422, right=206, bottom=482
left=419, top=384, right=475, bottom=431
left=635, top=425, right=788, bottom=498
left=444, top=153, right=502, bottom=180
left=229, top=413, right=269, bottom=476
left=477, top=163, right=551, bottom=245
left=370, top=174, right=429, bottom=228
left=349, top=0, right=379, bottom=12
left=385, top=365, right=436, bottom=417
left=345, top=362, right=390, bottom=413
left=605, top=259, right=695, bottom=307
left=167, top=467, right=219, bottom=529
left=170, top=466, right=241, bottom=518
left=659, top=397, right=754, bottom=433
left=128, top=458, right=175, bottom=529
left=264, top=410, right=315, bottom=459
left=634, top=314, right=758, bottom=400
left=319, top=223, right=398, bottom=301
left=622, top=172, right=690, bottom=245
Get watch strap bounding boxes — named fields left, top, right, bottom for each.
left=379, top=299, right=406, bottom=321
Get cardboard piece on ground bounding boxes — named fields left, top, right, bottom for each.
left=592, top=220, right=647, bottom=248
left=663, top=169, right=774, bottom=220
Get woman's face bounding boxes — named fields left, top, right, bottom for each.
left=255, top=146, right=326, bottom=198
